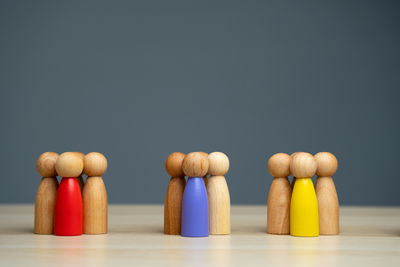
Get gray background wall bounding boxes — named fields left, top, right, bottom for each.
left=1, top=0, right=399, bottom=205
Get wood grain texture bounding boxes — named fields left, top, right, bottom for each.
left=207, top=175, right=231, bottom=234
left=36, top=152, right=59, bottom=177
left=208, top=152, right=229, bottom=176
left=164, top=177, right=186, bottom=235
left=267, top=177, right=291, bottom=234
left=165, top=152, right=186, bottom=177
left=55, top=152, right=84, bottom=178
left=267, top=153, right=291, bottom=234
left=182, top=152, right=209, bottom=177
left=83, top=152, right=108, bottom=177
left=315, top=152, right=339, bottom=235
left=290, top=152, right=317, bottom=178
left=83, top=177, right=108, bottom=234
left=315, top=176, right=339, bottom=235
left=34, top=177, right=58, bottom=234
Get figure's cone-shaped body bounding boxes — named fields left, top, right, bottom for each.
left=314, top=152, right=339, bottom=235
left=35, top=152, right=59, bottom=234
left=290, top=178, right=319, bottom=236
left=181, top=152, right=210, bottom=237
left=181, top=177, right=209, bottom=237
left=207, top=152, right=231, bottom=235
left=164, top=152, right=186, bottom=235
left=289, top=152, right=319, bottom=237
left=164, top=177, right=186, bottom=234
left=54, top=152, right=84, bottom=236
left=83, top=152, right=108, bottom=234
left=35, top=177, right=58, bottom=234
left=54, top=177, right=83, bottom=236
left=267, top=153, right=291, bottom=235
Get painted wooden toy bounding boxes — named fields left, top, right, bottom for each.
left=290, top=152, right=319, bottom=237
left=181, top=152, right=209, bottom=237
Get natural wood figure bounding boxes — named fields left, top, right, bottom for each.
left=314, top=152, right=339, bottom=235
left=199, top=152, right=209, bottom=187
left=82, top=152, right=108, bottom=234
left=182, top=152, right=209, bottom=178
left=267, top=153, right=291, bottom=235
left=207, top=152, right=231, bottom=235
left=72, top=152, right=85, bottom=193
left=164, top=152, right=186, bottom=235
left=34, top=152, right=59, bottom=234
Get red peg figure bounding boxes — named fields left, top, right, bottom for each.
left=54, top=152, right=84, bottom=236
left=83, top=152, right=108, bottom=234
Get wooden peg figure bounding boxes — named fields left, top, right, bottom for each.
left=35, top=152, right=59, bottom=234
left=199, top=152, right=209, bottom=187
left=207, top=152, right=231, bottom=235
left=72, top=152, right=85, bottom=193
left=83, top=152, right=108, bottom=234
left=290, top=152, right=319, bottom=237
left=314, top=152, right=339, bottom=235
left=267, top=153, right=291, bottom=235
left=181, top=152, right=209, bottom=237
left=54, top=152, right=84, bottom=236
left=164, top=152, right=186, bottom=235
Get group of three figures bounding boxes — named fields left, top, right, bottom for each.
left=164, top=152, right=231, bottom=237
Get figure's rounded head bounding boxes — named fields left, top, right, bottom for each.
left=314, top=152, right=338, bottom=177
left=83, top=152, right=108, bottom=176
left=268, top=153, right=291, bottom=177
left=290, top=152, right=302, bottom=159
left=55, top=152, right=84, bottom=177
left=182, top=152, right=209, bottom=177
left=71, top=152, right=85, bottom=160
left=198, top=152, right=208, bottom=157
left=36, top=152, right=59, bottom=177
left=208, top=152, right=229, bottom=176
left=290, top=152, right=317, bottom=178
left=165, top=152, right=186, bottom=177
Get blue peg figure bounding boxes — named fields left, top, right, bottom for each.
left=181, top=152, right=210, bottom=237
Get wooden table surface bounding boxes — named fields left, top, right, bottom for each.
left=0, top=205, right=399, bottom=266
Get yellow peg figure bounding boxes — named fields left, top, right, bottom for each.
left=289, top=152, right=319, bottom=237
